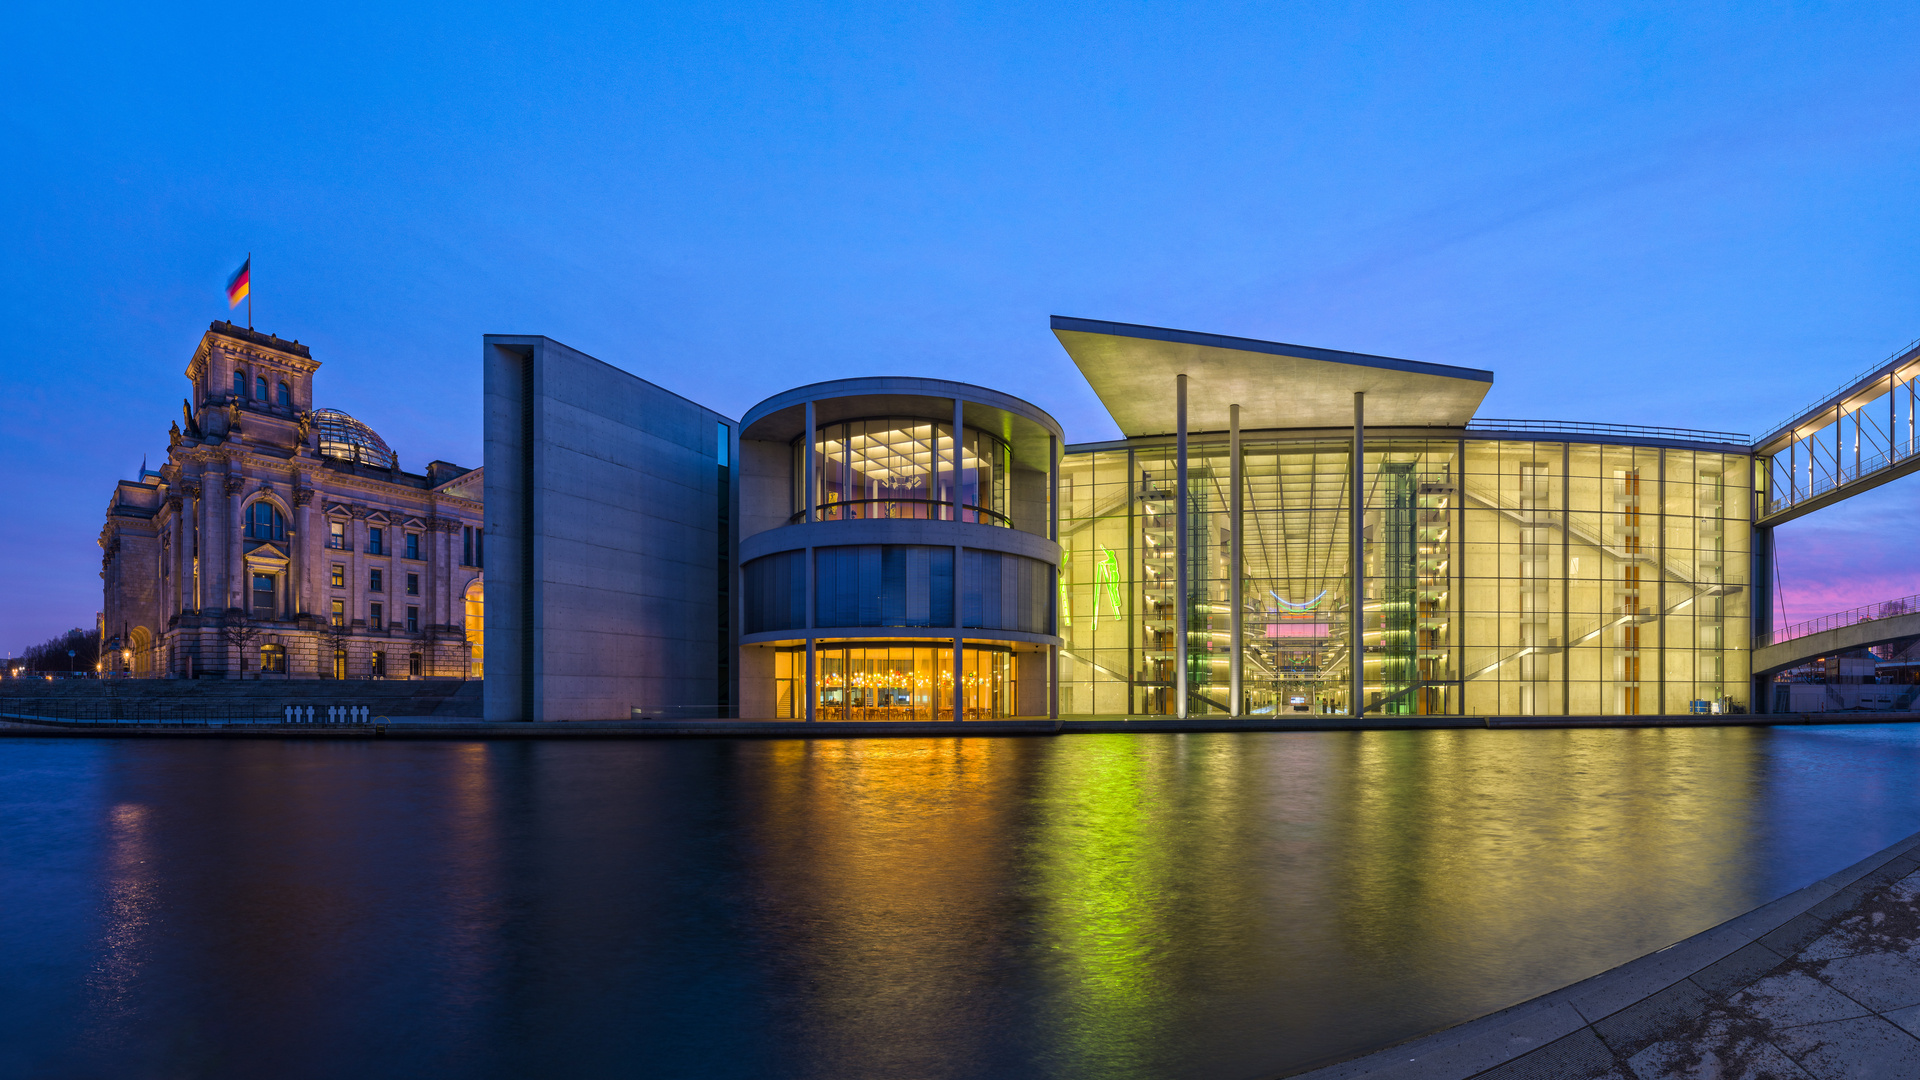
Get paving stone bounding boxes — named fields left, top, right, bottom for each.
left=1769, top=1015, right=1920, bottom=1079
left=1593, top=980, right=1715, bottom=1056
left=1796, top=925, right=1868, bottom=962
left=1625, top=1034, right=1809, bottom=1079
left=1691, top=941, right=1788, bottom=998
left=1810, top=950, right=1920, bottom=1012
left=1473, top=1027, right=1625, bottom=1080
left=1759, top=912, right=1835, bottom=957
left=1882, top=1002, right=1920, bottom=1039
left=1727, top=972, right=1869, bottom=1029
left=1803, top=887, right=1870, bottom=923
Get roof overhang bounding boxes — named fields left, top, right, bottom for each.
left=1051, top=316, right=1494, bottom=436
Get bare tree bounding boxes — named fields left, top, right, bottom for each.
left=319, top=618, right=353, bottom=679
left=216, top=615, right=262, bottom=678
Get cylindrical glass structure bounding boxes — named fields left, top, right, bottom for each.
left=794, top=418, right=1011, bottom=526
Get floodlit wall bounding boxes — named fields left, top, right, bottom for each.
left=483, top=335, right=734, bottom=721
left=1058, top=435, right=1752, bottom=718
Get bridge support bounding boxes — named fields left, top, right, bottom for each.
left=1752, top=525, right=1773, bottom=714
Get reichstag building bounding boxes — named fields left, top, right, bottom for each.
left=99, top=322, right=484, bottom=680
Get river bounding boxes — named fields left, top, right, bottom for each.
left=6, top=726, right=1920, bottom=1079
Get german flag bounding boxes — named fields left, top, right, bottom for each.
left=225, top=257, right=251, bottom=308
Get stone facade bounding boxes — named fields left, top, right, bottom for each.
left=99, top=322, right=484, bottom=680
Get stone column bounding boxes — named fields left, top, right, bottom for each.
left=293, top=485, right=314, bottom=617
left=226, top=471, right=245, bottom=612
left=169, top=494, right=188, bottom=619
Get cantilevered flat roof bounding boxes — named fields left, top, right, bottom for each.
left=1051, top=316, right=1494, bottom=436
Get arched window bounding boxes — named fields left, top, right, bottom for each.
left=247, top=501, right=286, bottom=541
left=277, top=382, right=291, bottom=407
left=255, top=376, right=268, bottom=400
left=232, top=370, right=246, bottom=397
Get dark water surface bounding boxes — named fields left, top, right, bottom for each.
left=9, top=727, right=1920, bottom=1079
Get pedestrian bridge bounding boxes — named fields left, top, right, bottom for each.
left=1753, top=594, right=1920, bottom=676
left=1757, top=336, right=1920, bottom=526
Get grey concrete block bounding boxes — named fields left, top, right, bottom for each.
left=1571, top=928, right=1752, bottom=1023
left=1811, top=951, right=1920, bottom=1013
left=1475, top=1027, right=1624, bottom=1079
left=1691, top=941, right=1788, bottom=998
left=1760, top=913, right=1839, bottom=958
left=1593, top=979, right=1715, bottom=1056
left=1727, top=973, right=1870, bottom=1029
left=1769, top=1016, right=1920, bottom=1079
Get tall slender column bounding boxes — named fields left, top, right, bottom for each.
left=803, top=399, right=817, bottom=523
left=171, top=493, right=190, bottom=617
left=1050, top=433, right=1061, bottom=720
left=953, top=635, right=965, bottom=722
left=952, top=398, right=966, bottom=522
left=1351, top=392, right=1365, bottom=717
left=293, top=487, right=313, bottom=617
left=805, top=543, right=816, bottom=722
left=1175, top=374, right=1189, bottom=719
left=226, top=471, right=243, bottom=611
left=1229, top=403, right=1242, bottom=717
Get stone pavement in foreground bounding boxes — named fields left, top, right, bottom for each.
left=1294, top=832, right=1920, bottom=1080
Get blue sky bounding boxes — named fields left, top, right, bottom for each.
left=3, top=1, right=1918, bottom=649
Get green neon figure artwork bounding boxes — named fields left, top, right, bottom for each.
left=1095, top=547, right=1123, bottom=628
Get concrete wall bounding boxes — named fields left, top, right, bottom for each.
left=484, top=336, right=734, bottom=721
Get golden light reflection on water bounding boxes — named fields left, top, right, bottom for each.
left=746, top=728, right=1772, bottom=1079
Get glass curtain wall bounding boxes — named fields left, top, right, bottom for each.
left=796, top=419, right=1010, bottom=526
left=772, top=642, right=1021, bottom=720
left=1059, top=436, right=1751, bottom=717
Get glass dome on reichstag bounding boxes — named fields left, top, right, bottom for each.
left=312, top=409, right=397, bottom=469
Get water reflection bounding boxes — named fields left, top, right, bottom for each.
left=2, top=727, right=1920, bottom=1079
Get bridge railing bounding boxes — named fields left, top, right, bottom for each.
left=1760, top=593, right=1920, bottom=648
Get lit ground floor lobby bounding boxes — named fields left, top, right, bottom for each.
left=739, top=638, right=1055, bottom=721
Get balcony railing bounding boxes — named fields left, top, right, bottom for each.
left=1759, top=593, right=1920, bottom=648
left=787, top=498, right=1011, bottom=527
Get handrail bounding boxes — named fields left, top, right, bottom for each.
left=786, top=498, right=1011, bottom=527
left=1759, top=336, right=1920, bottom=448
left=1759, top=592, right=1920, bottom=648
left=1466, top=419, right=1750, bottom=445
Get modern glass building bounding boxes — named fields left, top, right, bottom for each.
left=1050, top=318, right=1754, bottom=718
left=484, top=319, right=1763, bottom=721
left=735, top=379, right=1063, bottom=721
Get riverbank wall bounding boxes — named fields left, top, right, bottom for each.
left=4, top=711, right=1920, bottom=739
